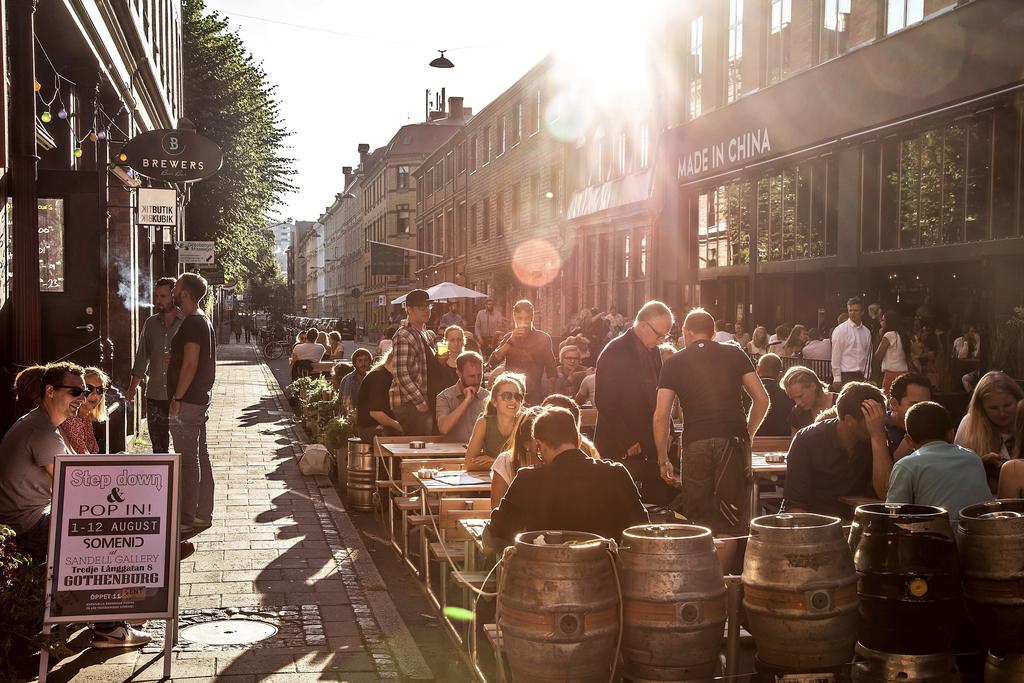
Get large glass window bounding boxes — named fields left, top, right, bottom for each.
left=726, top=0, right=743, bottom=103
left=862, top=103, right=1024, bottom=251
left=696, top=180, right=751, bottom=268
left=689, top=16, right=703, bottom=119
left=752, top=158, right=835, bottom=263
left=766, top=0, right=815, bottom=85
left=821, top=0, right=878, bottom=61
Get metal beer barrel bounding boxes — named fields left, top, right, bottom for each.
left=956, top=499, right=1024, bottom=654
left=742, top=513, right=859, bottom=671
left=984, top=651, right=1024, bottom=682
left=848, top=503, right=962, bottom=655
left=618, top=524, right=725, bottom=681
left=499, top=530, right=619, bottom=683
left=345, top=438, right=374, bottom=512
left=851, top=643, right=962, bottom=682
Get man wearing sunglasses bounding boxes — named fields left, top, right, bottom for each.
left=389, top=289, right=435, bottom=436
left=594, top=301, right=676, bottom=504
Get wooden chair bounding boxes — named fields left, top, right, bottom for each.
left=427, top=497, right=492, bottom=613
left=579, top=408, right=598, bottom=429
left=394, top=457, right=464, bottom=571
left=751, top=435, right=792, bottom=453
left=374, top=435, right=445, bottom=534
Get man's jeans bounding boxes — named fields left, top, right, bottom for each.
left=169, top=401, right=214, bottom=528
left=147, top=398, right=171, bottom=453
left=14, top=513, right=51, bottom=563
left=394, top=403, right=433, bottom=437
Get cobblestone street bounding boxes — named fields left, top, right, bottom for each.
left=41, top=344, right=443, bottom=682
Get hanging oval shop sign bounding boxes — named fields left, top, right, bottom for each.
left=121, top=129, right=223, bottom=183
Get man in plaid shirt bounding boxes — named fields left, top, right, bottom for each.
left=390, top=289, right=435, bottom=435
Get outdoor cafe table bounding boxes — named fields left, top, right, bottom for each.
left=379, top=442, right=468, bottom=459
left=750, top=451, right=788, bottom=519
left=414, top=470, right=491, bottom=572
left=311, top=360, right=336, bottom=375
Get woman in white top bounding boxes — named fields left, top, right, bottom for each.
left=955, top=371, right=1023, bottom=491
left=746, top=326, right=769, bottom=356
left=490, top=407, right=542, bottom=507
left=874, top=311, right=910, bottom=393
left=953, top=324, right=981, bottom=360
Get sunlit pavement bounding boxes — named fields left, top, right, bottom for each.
left=37, top=342, right=438, bottom=682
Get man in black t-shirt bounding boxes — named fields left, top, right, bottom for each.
left=356, top=352, right=402, bottom=442
left=168, top=272, right=217, bottom=535
left=654, top=308, right=769, bottom=568
left=754, top=354, right=795, bottom=437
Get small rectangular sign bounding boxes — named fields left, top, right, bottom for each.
left=369, top=241, right=405, bottom=276
left=45, top=455, right=179, bottom=623
left=197, top=264, right=225, bottom=285
left=177, top=240, right=215, bottom=264
left=138, top=188, right=177, bottom=226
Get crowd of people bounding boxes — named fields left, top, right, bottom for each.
left=0, top=272, right=218, bottom=649
left=338, top=290, right=1021, bottom=570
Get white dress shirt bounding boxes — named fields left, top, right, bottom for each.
left=830, top=320, right=872, bottom=381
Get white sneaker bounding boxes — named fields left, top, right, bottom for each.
left=90, top=623, right=151, bottom=649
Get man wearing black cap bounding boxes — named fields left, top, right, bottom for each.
left=390, top=289, right=435, bottom=435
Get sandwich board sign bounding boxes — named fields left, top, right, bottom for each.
left=40, top=454, right=181, bottom=681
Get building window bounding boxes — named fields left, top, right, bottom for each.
left=436, top=213, right=445, bottom=257
left=512, top=183, right=521, bottom=230
left=397, top=165, right=410, bottom=189
left=621, top=233, right=631, bottom=279
left=445, top=208, right=455, bottom=258
left=766, top=0, right=815, bottom=85
left=886, top=0, right=924, bottom=34
left=689, top=16, right=703, bottom=119
left=512, top=101, right=522, bottom=144
left=696, top=181, right=752, bottom=269
left=457, top=202, right=467, bottom=255
left=396, top=204, right=410, bottom=234
left=483, top=126, right=491, bottom=163
left=457, top=142, right=466, bottom=172
left=425, top=169, right=433, bottom=197
left=534, top=90, right=542, bottom=134
left=616, top=132, right=627, bottom=177
left=470, top=203, right=478, bottom=245
left=482, top=197, right=490, bottom=240
left=639, top=233, right=648, bottom=277
left=754, top=157, right=836, bottom=262
left=470, top=135, right=478, bottom=170
left=822, top=0, right=878, bottom=61
left=436, top=162, right=444, bottom=190
left=446, top=152, right=454, bottom=183
left=862, top=105, right=1022, bottom=252
left=639, top=123, right=650, bottom=169
left=496, top=191, right=505, bottom=235
left=726, top=0, right=743, bottom=103
left=498, top=116, right=507, bottom=155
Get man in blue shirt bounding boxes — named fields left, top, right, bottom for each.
left=886, top=401, right=993, bottom=523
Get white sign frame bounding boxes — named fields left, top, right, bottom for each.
left=39, top=454, right=181, bottom=681
left=177, top=240, right=215, bottom=264
left=138, top=188, right=178, bottom=226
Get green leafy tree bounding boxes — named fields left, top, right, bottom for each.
left=245, top=273, right=292, bottom=319
left=182, top=0, right=294, bottom=284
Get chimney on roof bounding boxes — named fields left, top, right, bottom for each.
left=342, top=166, right=353, bottom=186
left=448, top=96, right=465, bottom=120
left=357, top=143, right=370, bottom=165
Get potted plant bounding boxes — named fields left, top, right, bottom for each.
left=322, top=415, right=355, bottom=489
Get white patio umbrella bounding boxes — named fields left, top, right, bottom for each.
left=390, top=282, right=489, bottom=305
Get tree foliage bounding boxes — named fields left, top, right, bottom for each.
left=245, top=273, right=292, bottom=319
left=182, top=0, right=293, bottom=286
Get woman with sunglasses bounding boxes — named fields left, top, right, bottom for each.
left=465, top=372, right=526, bottom=472
left=490, top=407, right=542, bottom=506
left=58, top=367, right=110, bottom=454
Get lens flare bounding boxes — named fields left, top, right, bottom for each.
left=511, top=239, right=562, bottom=289
left=443, top=606, right=475, bottom=622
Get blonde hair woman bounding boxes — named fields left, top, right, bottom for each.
left=781, top=366, right=836, bottom=434
left=955, top=371, right=1023, bottom=484
left=490, top=407, right=542, bottom=507
left=747, top=326, right=769, bottom=356
left=59, top=366, right=110, bottom=454
left=465, top=372, right=525, bottom=472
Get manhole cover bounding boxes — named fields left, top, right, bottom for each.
left=180, top=619, right=278, bottom=645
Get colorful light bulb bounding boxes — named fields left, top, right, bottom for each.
left=33, top=81, right=41, bottom=92
left=57, top=108, right=68, bottom=120
left=89, top=132, right=98, bottom=142
left=40, top=110, right=52, bottom=123
left=118, top=152, right=128, bottom=162
left=74, top=147, right=83, bottom=158
left=97, top=131, right=107, bottom=141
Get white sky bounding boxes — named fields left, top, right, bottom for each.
left=205, top=0, right=615, bottom=223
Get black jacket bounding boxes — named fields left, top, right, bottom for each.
left=484, top=448, right=649, bottom=548
left=594, top=329, right=662, bottom=461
